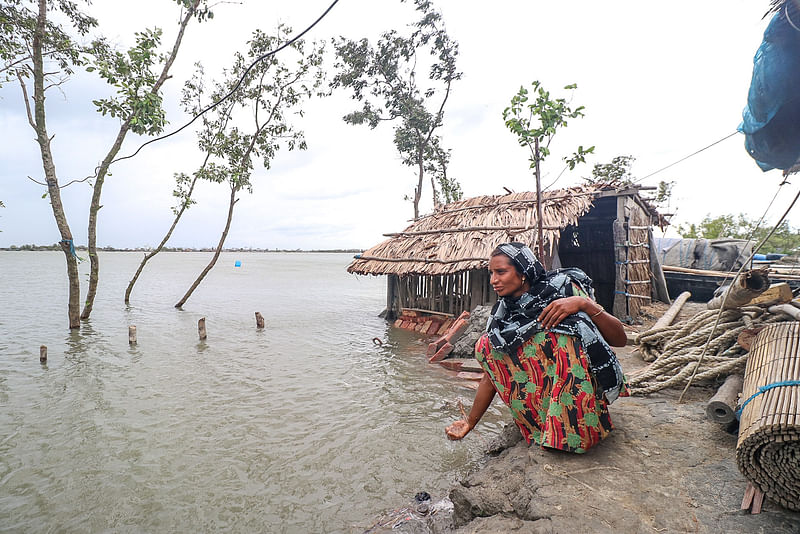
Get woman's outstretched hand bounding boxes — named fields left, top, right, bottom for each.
left=445, top=420, right=471, bottom=440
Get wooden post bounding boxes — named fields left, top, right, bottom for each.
left=612, top=218, right=627, bottom=319
left=39, top=345, right=47, bottom=363
left=128, top=325, right=137, bottom=345
left=648, top=228, right=671, bottom=304
left=255, top=312, right=265, bottom=329
left=386, top=274, right=398, bottom=320
left=198, top=317, right=207, bottom=340
left=706, top=374, right=744, bottom=423
left=652, top=291, right=691, bottom=330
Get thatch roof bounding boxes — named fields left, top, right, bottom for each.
left=349, top=184, right=646, bottom=277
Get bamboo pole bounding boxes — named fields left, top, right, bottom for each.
left=128, top=325, right=137, bottom=345
left=706, top=269, right=770, bottom=310
left=767, top=304, right=800, bottom=321
left=706, top=374, right=743, bottom=423
left=652, top=291, right=691, bottom=330
left=39, top=345, right=47, bottom=363
left=384, top=224, right=563, bottom=237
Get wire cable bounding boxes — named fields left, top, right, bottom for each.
left=111, top=0, right=340, bottom=167
left=678, top=183, right=800, bottom=402
left=635, top=130, right=739, bottom=184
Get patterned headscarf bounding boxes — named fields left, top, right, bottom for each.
left=486, top=243, right=626, bottom=403
left=495, top=242, right=546, bottom=284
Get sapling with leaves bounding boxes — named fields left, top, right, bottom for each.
left=174, top=26, right=326, bottom=308
left=332, top=0, right=462, bottom=219
left=503, top=81, right=594, bottom=262
left=124, top=64, right=236, bottom=304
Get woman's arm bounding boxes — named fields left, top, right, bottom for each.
left=538, top=295, right=628, bottom=347
left=445, top=372, right=496, bottom=440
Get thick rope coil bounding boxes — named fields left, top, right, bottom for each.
left=628, top=306, right=791, bottom=395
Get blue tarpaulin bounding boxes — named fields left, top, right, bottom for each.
left=739, top=4, right=800, bottom=171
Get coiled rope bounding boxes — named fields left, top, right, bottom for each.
left=628, top=306, right=790, bottom=395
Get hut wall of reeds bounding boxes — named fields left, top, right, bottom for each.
left=348, top=184, right=667, bottom=321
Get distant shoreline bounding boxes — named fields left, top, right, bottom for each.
left=0, top=245, right=364, bottom=253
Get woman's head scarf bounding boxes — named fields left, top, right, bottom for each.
left=486, top=242, right=626, bottom=403
left=494, top=242, right=546, bottom=284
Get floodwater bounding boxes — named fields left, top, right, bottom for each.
left=0, top=251, right=503, bottom=533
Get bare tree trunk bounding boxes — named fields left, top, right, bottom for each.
left=124, top=157, right=208, bottom=304
left=171, top=66, right=281, bottom=308
left=124, top=175, right=197, bottom=304
left=30, top=0, right=80, bottom=329
left=82, top=125, right=130, bottom=319
left=174, top=184, right=238, bottom=308
left=430, top=172, right=439, bottom=210
left=82, top=1, right=199, bottom=320
left=414, top=148, right=423, bottom=220
left=534, top=137, right=545, bottom=265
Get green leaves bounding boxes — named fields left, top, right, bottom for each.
left=332, top=0, right=462, bottom=216
left=88, top=29, right=168, bottom=135
left=589, top=155, right=635, bottom=186
left=503, top=80, right=593, bottom=178
left=0, top=0, right=95, bottom=88
left=676, top=213, right=800, bottom=254
left=182, top=24, right=326, bottom=195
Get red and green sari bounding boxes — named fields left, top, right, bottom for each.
left=474, top=332, right=628, bottom=453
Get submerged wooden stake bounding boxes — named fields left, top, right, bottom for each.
left=198, top=317, right=207, bottom=340
left=128, top=325, right=137, bottom=345
left=39, top=345, right=47, bottom=363
left=255, top=312, right=264, bottom=329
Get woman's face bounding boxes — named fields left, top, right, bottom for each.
left=489, top=254, right=528, bottom=298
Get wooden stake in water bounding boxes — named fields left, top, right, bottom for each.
left=39, top=345, right=47, bottom=363
left=129, top=325, right=137, bottom=345
left=255, top=312, right=265, bottom=329
left=198, top=317, right=207, bottom=340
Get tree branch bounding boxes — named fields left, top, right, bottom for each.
left=16, top=73, right=36, bottom=129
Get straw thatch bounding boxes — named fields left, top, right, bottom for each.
left=349, top=184, right=622, bottom=277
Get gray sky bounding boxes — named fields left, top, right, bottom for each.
left=2, top=0, right=796, bottom=250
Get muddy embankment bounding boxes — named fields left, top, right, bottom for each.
left=367, top=304, right=800, bottom=534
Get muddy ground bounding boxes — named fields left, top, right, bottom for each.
left=375, top=302, right=800, bottom=534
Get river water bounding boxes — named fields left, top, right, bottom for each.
left=0, top=251, right=504, bottom=533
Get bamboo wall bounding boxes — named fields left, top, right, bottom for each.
left=622, top=195, right=653, bottom=318
left=389, top=269, right=496, bottom=317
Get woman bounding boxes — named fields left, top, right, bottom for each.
left=445, top=242, right=628, bottom=453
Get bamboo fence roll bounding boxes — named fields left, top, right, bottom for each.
left=736, top=322, right=800, bottom=511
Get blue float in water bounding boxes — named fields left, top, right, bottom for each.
left=234, top=260, right=242, bottom=267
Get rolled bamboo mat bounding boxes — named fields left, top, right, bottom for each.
left=736, top=322, right=800, bottom=511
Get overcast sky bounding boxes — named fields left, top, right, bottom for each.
left=1, top=0, right=796, bottom=250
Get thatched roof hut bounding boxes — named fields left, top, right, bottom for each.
left=349, top=184, right=668, bottom=322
